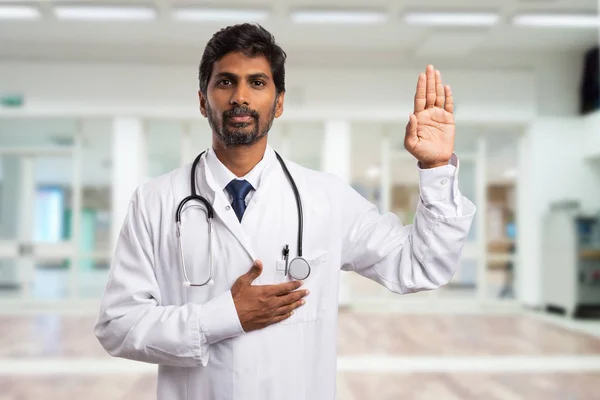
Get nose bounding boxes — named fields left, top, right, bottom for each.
left=230, top=84, right=250, bottom=106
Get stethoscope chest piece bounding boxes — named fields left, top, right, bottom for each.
left=288, top=257, right=311, bottom=280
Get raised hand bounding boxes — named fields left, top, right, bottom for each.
left=404, top=65, right=455, bottom=169
left=231, top=260, right=309, bottom=332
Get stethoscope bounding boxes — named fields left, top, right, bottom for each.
left=176, top=150, right=311, bottom=287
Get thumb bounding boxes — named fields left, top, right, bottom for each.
left=405, top=113, right=418, bottom=149
left=245, top=260, right=263, bottom=284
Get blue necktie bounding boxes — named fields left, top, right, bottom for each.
left=225, top=179, right=253, bottom=222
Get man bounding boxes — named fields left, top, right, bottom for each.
left=95, top=23, right=475, bottom=400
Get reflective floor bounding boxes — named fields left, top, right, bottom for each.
left=1, top=310, right=600, bottom=399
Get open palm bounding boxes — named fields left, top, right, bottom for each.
left=404, top=65, right=455, bottom=169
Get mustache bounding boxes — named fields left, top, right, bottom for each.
left=223, top=106, right=259, bottom=119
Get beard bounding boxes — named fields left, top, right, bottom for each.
left=207, top=99, right=277, bottom=147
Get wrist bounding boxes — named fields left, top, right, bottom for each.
left=419, top=160, right=448, bottom=169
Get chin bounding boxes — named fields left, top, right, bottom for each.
left=219, top=131, right=261, bottom=147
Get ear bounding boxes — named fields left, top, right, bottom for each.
left=274, top=92, right=285, bottom=118
left=198, top=90, right=208, bottom=118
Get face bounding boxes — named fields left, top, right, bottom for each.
left=199, top=51, right=285, bottom=147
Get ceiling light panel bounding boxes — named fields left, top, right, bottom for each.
left=172, top=8, right=269, bottom=22
left=290, top=9, right=387, bottom=24
left=54, top=5, right=157, bottom=21
left=404, top=12, right=500, bottom=26
left=512, top=13, right=599, bottom=28
left=0, top=5, right=41, bottom=20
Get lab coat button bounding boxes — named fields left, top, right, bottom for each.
left=441, top=178, right=448, bottom=185
left=226, top=205, right=231, bottom=211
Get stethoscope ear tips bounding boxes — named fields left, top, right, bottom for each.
left=183, top=281, right=191, bottom=287
left=208, top=279, right=215, bottom=286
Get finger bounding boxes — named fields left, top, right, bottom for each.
left=275, top=299, right=305, bottom=316
left=405, top=113, right=418, bottom=141
left=270, top=280, right=303, bottom=296
left=425, top=65, right=436, bottom=109
left=414, top=73, right=426, bottom=113
left=434, top=70, right=445, bottom=108
left=245, top=260, right=263, bottom=284
left=270, top=311, right=294, bottom=325
left=275, top=288, right=310, bottom=307
left=444, top=85, right=454, bottom=114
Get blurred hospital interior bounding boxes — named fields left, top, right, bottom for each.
left=0, top=0, right=600, bottom=399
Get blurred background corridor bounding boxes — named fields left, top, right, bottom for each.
left=0, top=0, right=599, bottom=399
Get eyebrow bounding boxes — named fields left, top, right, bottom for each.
left=213, top=72, right=271, bottom=81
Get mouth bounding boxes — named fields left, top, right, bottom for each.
left=229, top=115, right=254, bottom=123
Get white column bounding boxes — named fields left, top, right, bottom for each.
left=515, top=118, right=600, bottom=308
left=69, top=123, right=83, bottom=299
left=322, top=121, right=351, bottom=181
left=0, top=157, right=21, bottom=287
left=321, top=120, right=352, bottom=307
left=380, top=126, right=391, bottom=213
left=180, top=121, right=194, bottom=166
left=19, top=157, right=35, bottom=300
left=111, top=117, right=147, bottom=251
left=476, top=135, right=488, bottom=303
left=279, top=124, right=291, bottom=159
left=516, top=125, right=541, bottom=308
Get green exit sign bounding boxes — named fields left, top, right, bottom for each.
left=1, top=94, right=24, bottom=108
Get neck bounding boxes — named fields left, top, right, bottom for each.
left=212, top=136, right=268, bottom=177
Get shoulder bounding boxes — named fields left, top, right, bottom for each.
left=280, top=158, right=347, bottom=191
left=135, top=164, right=191, bottom=208
left=277, top=157, right=367, bottom=211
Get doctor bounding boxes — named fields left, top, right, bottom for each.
left=95, top=23, right=475, bottom=400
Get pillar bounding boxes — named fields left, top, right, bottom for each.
left=380, top=126, right=391, bottom=213
left=0, top=157, right=21, bottom=290
left=111, top=117, right=147, bottom=251
left=322, top=120, right=352, bottom=307
left=476, top=135, right=488, bottom=302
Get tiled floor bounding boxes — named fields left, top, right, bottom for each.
left=1, top=310, right=600, bottom=399
left=337, top=313, right=600, bottom=355
left=4, top=313, right=600, bottom=359
left=337, top=373, right=600, bottom=400
left=2, top=373, right=600, bottom=400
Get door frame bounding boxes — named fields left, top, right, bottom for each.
left=0, top=132, right=83, bottom=307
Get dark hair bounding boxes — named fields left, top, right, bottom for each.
left=198, top=23, right=287, bottom=95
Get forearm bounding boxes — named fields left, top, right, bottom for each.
left=95, top=289, right=244, bottom=368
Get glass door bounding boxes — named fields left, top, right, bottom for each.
left=0, top=149, right=80, bottom=302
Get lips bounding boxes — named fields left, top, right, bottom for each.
left=229, top=115, right=253, bottom=122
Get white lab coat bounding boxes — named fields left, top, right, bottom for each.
left=95, top=145, right=475, bottom=400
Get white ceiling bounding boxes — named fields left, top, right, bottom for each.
left=0, top=0, right=597, bottom=65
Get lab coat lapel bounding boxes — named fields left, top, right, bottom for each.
left=196, top=154, right=257, bottom=261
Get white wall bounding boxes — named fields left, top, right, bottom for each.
left=0, top=61, right=536, bottom=123
left=582, top=110, right=600, bottom=160
left=517, top=118, right=600, bottom=307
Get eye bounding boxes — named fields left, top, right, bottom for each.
left=218, top=79, right=232, bottom=86
left=253, top=81, right=266, bottom=87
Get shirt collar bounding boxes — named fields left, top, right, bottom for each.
left=205, top=145, right=271, bottom=192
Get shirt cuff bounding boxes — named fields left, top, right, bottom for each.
left=197, top=289, right=245, bottom=346
left=418, top=153, right=458, bottom=204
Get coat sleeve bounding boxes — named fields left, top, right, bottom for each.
left=340, top=154, right=476, bottom=293
left=94, top=186, right=244, bottom=367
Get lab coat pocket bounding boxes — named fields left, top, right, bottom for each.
left=274, top=252, right=329, bottom=325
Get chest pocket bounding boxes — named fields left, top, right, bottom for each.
left=274, top=252, right=329, bottom=324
